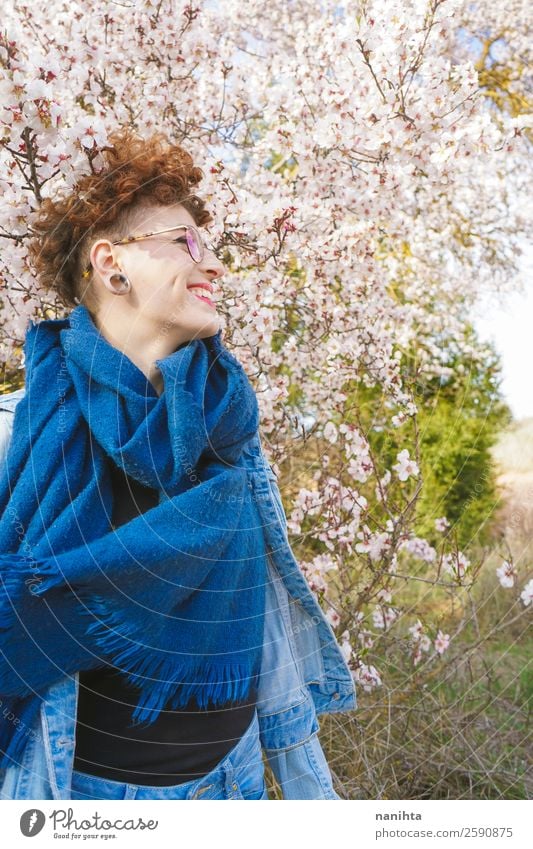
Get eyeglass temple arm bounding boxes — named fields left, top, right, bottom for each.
left=111, top=225, right=191, bottom=246
left=82, top=225, right=214, bottom=274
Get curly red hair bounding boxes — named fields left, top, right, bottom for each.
left=28, top=128, right=213, bottom=312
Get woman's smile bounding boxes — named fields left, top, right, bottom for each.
left=187, top=283, right=217, bottom=308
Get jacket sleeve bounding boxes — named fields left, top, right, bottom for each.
left=257, top=559, right=341, bottom=800
left=262, top=729, right=341, bottom=800
left=0, top=409, right=15, bottom=468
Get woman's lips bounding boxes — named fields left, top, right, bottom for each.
left=189, top=289, right=216, bottom=308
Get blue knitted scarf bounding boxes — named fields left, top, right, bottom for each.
left=0, top=305, right=267, bottom=770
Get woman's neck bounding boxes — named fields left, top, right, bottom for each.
left=92, top=310, right=190, bottom=397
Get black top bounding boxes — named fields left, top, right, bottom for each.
left=73, top=461, right=257, bottom=786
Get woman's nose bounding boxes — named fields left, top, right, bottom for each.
left=201, top=250, right=226, bottom=280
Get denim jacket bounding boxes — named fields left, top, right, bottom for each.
left=0, top=388, right=357, bottom=800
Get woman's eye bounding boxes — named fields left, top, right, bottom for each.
left=173, top=236, right=188, bottom=245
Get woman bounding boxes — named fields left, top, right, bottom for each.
left=0, top=130, right=357, bottom=801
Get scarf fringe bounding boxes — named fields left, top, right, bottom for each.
left=0, top=561, right=256, bottom=724
left=77, top=591, right=256, bottom=724
left=0, top=556, right=35, bottom=634
left=0, top=550, right=60, bottom=585
left=0, top=554, right=59, bottom=633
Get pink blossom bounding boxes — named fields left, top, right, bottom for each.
left=434, top=630, right=451, bottom=655
left=408, top=619, right=425, bottom=640
left=355, top=663, right=382, bottom=693
left=372, top=605, right=398, bottom=630
left=400, top=536, right=437, bottom=563
left=435, top=516, right=450, bottom=533
left=356, top=526, right=392, bottom=562
left=443, top=551, right=471, bottom=581
left=325, top=608, right=341, bottom=629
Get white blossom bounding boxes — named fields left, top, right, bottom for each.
left=393, top=449, right=420, bottom=482
left=496, top=560, right=517, bottom=589
left=323, top=421, right=338, bottom=444
left=520, top=579, right=533, bottom=607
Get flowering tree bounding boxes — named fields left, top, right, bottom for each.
left=1, top=0, right=531, bottom=794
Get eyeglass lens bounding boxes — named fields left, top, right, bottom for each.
left=186, top=228, right=203, bottom=262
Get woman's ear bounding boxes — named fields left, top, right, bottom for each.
left=89, top=240, right=127, bottom=294
left=90, top=239, right=118, bottom=278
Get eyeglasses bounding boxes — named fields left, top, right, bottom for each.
left=82, top=224, right=216, bottom=278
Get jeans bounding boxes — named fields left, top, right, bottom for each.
left=70, top=709, right=268, bottom=800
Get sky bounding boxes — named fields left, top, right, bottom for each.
left=472, top=243, right=533, bottom=422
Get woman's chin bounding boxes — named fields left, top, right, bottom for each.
left=189, top=312, right=221, bottom=339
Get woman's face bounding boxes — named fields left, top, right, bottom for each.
left=91, top=202, right=225, bottom=344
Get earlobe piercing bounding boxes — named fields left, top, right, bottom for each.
left=110, top=272, right=132, bottom=295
